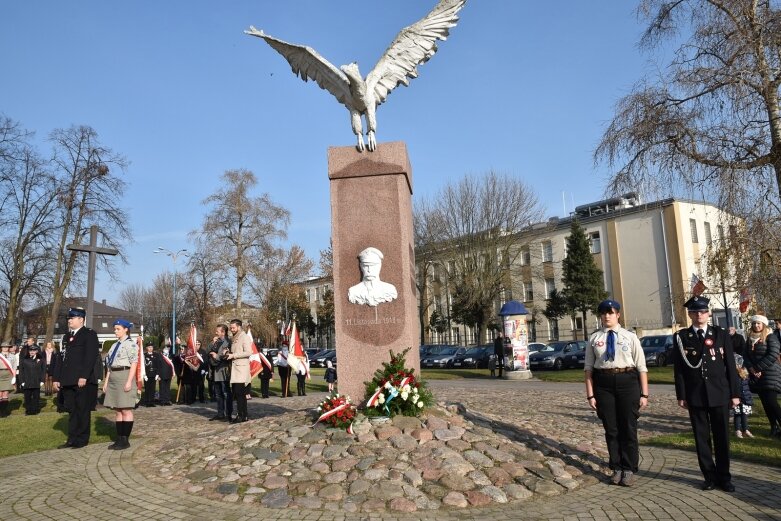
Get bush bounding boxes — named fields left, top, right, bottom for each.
left=363, top=347, right=433, bottom=417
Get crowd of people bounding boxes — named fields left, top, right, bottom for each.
left=0, top=308, right=321, bottom=447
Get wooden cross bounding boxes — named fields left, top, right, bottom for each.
left=66, top=225, right=119, bottom=328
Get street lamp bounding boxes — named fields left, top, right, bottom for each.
left=153, top=247, right=188, bottom=354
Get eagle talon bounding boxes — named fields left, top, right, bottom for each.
left=356, top=135, right=365, bottom=153
left=367, top=131, right=377, bottom=152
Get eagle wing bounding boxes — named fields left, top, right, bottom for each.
left=245, top=27, right=354, bottom=109
left=366, top=0, right=466, bottom=106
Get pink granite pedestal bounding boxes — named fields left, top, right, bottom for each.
left=328, top=142, right=420, bottom=403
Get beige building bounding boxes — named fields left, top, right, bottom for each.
left=301, top=275, right=336, bottom=349
left=420, top=194, right=740, bottom=345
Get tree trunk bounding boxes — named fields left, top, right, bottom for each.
left=581, top=310, right=589, bottom=341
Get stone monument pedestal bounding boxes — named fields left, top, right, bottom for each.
left=328, top=142, right=420, bottom=402
left=504, top=370, right=533, bottom=380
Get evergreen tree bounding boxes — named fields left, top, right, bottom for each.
left=562, top=219, right=607, bottom=339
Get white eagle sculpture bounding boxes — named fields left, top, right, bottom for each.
left=245, top=0, right=467, bottom=152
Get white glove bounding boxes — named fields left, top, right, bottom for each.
left=11, top=377, right=15, bottom=385
left=40, top=382, right=44, bottom=387
left=155, top=375, right=160, bottom=381
left=20, top=382, right=24, bottom=387
left=143, top=375, right=148, bottom=382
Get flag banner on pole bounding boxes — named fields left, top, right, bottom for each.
left=690, top=274, right=707, bottom=297
left=739, top=288, right=751, bottom=313
left=136, top=335, right=145, bottom=391
left=185, top=323, right=201, bottom=370
left=247, top=328, right=264, bottom=378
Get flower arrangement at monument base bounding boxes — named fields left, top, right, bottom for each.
left=363, top=347, right=433, bottom=418
left=313, top=393, right=357, bottom=430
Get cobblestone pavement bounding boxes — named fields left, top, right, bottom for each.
left=1, top=378, right=780, bottom=520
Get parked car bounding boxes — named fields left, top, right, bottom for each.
left=451, top=346, right=492, bottom=368
left=421, top=346, right=466, bottom=368
left=527, top=342, right=547, bottom=354
left=304, top=348, right=321, bottom=359
left=569, top=340, right=589, bottom=367
left=419, top=344, right=453, bottom=358
left=529, top=341, right=584, bottom=370
left=311, top=349, right=336, bottom=367
left=640, top=334, right=674, bottom=366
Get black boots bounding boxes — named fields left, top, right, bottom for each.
left=109, top=420, right=133, bottom=450
left=0, top=400, right=9, bottom=417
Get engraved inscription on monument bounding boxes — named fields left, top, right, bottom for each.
left=348, top=247, right=398, bottom=307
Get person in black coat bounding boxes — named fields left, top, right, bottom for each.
left=728, top=327, right=746, bottom=356
left=743, top=315, right=781, bottom=438
left=493, top=332, right=505, bottom=378
left=42, top=342, right=58, bottom=396
left=142, top=344, right=158, bottom=406
left=673, top=296, right=740, bottom=492
left=156, top=345, right=174, bottom=405
left=53, top=307, right=101, bottom=449
left=18, top=345, right=45, bottom=415
left=258, top=353, right=274, bottom=398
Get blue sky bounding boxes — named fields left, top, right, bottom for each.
left=1, top=1, right=658, bottom=306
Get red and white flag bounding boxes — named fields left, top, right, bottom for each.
left=290, top=321, right=304, bottom=357
left=136, top=335, right=145, bottom=390
left=739, top=288, right=751, bottom=313
left=247, top=328, right=271, bottom=378
left=690, top=274, right=707, bottom=297
left=185, top=323, right=201, bottom=369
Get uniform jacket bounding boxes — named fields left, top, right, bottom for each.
left=229, top=330, right=252, bottom=384
left=18, top=356, right=45, bottom=389
left=143, top=352, right=158, bottom=378
left=673, top=325, right=740, bottom=407
left=743, top=332, right=781, bottom=393
left=55, top=327, right=100, bottom=386
left=156, top=352, right=174, bottom=380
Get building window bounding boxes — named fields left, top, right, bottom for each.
left=305, top=289, right=311, bottom=302
left=689, top=219, right=699, bottom=243
left=589, top=232, right=601, bottom=254
left=102, top=322, right=108, bottom=328
left=545, top=278, right=556, bottom=299
left=520, top=246, right=531, bottom=266
left=548, top=319, right=559, bottom=340
left=503, top=287, right=513, bottom=302
left=717, top=224, right=725, bottom=241
left=704, top=222, right=712, bottom=246
left=542, top=241, right=553, bottom=262
left=315, top=287, right=321, bottom=303
left=524, top=282, right=534, bottom=302
left=573, top=316, right=584, bottom=331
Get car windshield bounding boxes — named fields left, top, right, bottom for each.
left=464, top=347, right=483, bottom=355
left=542, top=342, right=567, bottom=352
left=641, top=336, right=669, bottom=348
left=439, top=347, right=458, bottom=356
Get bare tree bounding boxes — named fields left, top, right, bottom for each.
left=182, top=238, right=229, bottom=327
left=596, top=0, right=781, bottom=208
left=595, top=0, right=781, bottom=318
left=416, top=171, right=545, bottom=344
left=414, top=198, right=445, bottom=344
left=43, top=125, right=130, bottom=343
left=249, top=244, right=313, bottom=306
left=318, top=242, right=333, bottom=278
left=194, top=169, right=291, bottom=309
left=0, top=145, right=58, bottom=343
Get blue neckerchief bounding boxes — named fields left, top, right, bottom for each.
left=107, top=338, right=126, bottom=367
left=604, top=330, right=616, bottom=362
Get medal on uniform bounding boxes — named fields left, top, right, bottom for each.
left=709, top=347, right=715, bottom=360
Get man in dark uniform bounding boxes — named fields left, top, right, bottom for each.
left=53, top=307, right=100, bottom=449
left=156, top=344, right=174, bottom=405
left=493, top=332, right=505, bottom=378
left=673, top=296, right=740, bottom=492
left=142, top=344, right=158, bottom=406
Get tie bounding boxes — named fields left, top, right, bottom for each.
left=605, top=330, right=615, bottom=362
left=697, top=329, right=705, bottom=343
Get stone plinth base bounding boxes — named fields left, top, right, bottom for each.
left=504, top=370, right=533, bottom=380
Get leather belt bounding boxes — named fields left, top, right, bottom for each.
left=110, top=366, right=130, bottom=371
left=594, top=367, right=637, bottom=374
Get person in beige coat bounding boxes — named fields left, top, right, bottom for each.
left=226, top=319, right=252, bottom=423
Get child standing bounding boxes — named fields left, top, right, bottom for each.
left=18, top=345, right=45, bottom=415
left=733, top=355, right=754, bottom=438
left=324, top=360, right=337, bottom=393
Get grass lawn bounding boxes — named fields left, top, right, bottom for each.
left=532, top=366, right=676, bottom=385
left=643, top=401, right=781, bottom=467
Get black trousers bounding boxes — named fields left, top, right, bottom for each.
left=61, top=384, right=96, bottom=445
left=232, top=383, right=248, bottom=418
left=278, top=366, right=291, bottom=397
left=296, top=373, right=306, bottom=395
left=23, top=388, right=41, bottom=414
left=688, top=404, right=731, bottom=484
left=757, top=390, right=781, bottom=428
left=260, top=377, right=270, bottom=398
left=158, top=379, right=171, bottom=404
left=593, top=371, right=641, bottom=472
left=144, top=377, right=157, bottom=404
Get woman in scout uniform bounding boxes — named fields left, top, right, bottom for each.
left=584, top=299, right=649, bottom=488
left=0, top=342, right=17, bottom=417
left=102, top=319, right=139, bottom=450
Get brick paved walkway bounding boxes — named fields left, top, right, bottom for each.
left=1, top=378, right=779, bottom=520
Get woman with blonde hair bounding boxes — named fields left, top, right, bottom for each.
left=743, top=315, right=781, bottom=438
